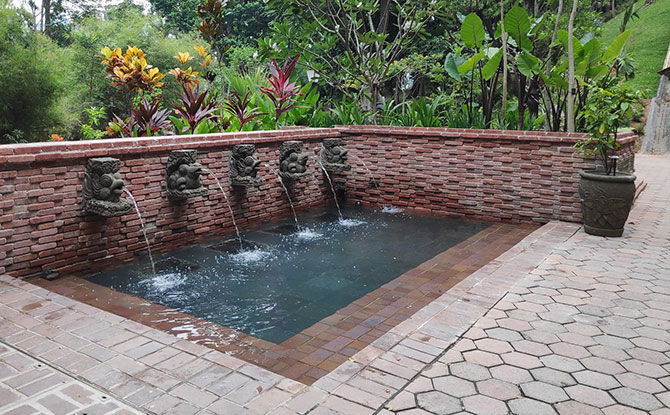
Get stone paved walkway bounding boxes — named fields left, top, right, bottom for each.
left=1, top=155, right=668, bottom=415
left=383, top=155, right=670, bottom=415
left=1, top=341, right=141, bottom=414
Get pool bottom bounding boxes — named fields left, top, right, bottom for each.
left=34, top=210, right=537, bottom=385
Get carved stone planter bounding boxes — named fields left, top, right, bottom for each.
left=82, top=157, right=133, bottom=217
left=166, top=150, right=208, bottom=201
left=229, top=144, right=264, bottom=187
left=321, top=138, right=351, bottom=172
left=579, top=170, right=636, bottom=237
left=279, top=141, right=310, bottom=181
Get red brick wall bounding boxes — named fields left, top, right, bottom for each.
left=0, top=129, right=339, bottom=277
left=0, top=126, right=638, bottom=278
left=338, top=126, right=638, bottom=224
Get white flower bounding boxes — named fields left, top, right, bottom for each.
left=253, top=51, right=259, bottom=59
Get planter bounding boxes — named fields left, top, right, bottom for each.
left=579, top=170, right=636, bottom=237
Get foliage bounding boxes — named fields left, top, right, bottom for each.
left=600, top=0, right=668, bottom=93
left=0, top=3, right=75, bottom=142
left=81, top=106, right=106, bottom=140
left=171, top=84, right=219, bottom=134
left=574, top=84, right=641, bottom=174
left=107, top=96, right=172, bottom=137
left=265, top=0, right=448, bottom=104
left=223, top=92, right=264, bottom=131
left=260, top=56, right=303, bottom=127
left=330, top=100, right=371, bottom=126
left=101, top=46, right=165, bottom=92
left=394, top=97, right=444, bottom=127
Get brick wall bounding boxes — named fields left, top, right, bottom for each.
left=338, top=126, right=638, bottom=224
left=0, top=126, right=638, bottom=277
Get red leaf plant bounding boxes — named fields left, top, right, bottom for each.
left=260, top=56, right=302, bottom=127
left=224, top=92, right=265, bottom=130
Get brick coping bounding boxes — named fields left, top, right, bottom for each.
left=0, top=220, right=577, bottom=414
left=0, top=126, right=638, bottom=165
left=31, top=220, right=537, bottom=385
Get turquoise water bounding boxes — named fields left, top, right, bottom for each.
left=87, top=206, right=488, bottom=343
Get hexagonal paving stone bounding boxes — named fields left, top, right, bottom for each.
left=462, top=351, right=503, bottom=368
left=572, top=370, right=621, bottom=390
left=621, top=359, right=669, bottom=378
left=417, top=391, right=462, bottom=415
left=615, top=372, right=665, bottom=393
left=512, top=340, right=552, bottom=357
left=555, top=401, right=604, bottom=415
left=475, top=379, right=519, bottom=402
left=580, top=357, right=624, bottom=375
left=541, top=355, right=585, bottom=373
left=508, top=397, right=557, bottom=415
left=485, top=328, right=524, bottom=342
left=549, top=342, right=591, bottom=359
left=490, top=365, right=533, bottom=384
left=462, top=395, right=507, bottom=415
left=520, top=381, right=569, bottom=404
left=565, top=385, right=615, bottom=408
left=531, top=367, right=577, bottom=387
left=609, top=387, right=664, bottom=412
left=387, top=391, right=416, bottom=412
left=474, top=338, right=513, bottom=354
left=432, top=376, right=476, bottom=398
left=449, top=362, right=491, bottom=382
left=501, top=352, right=542, bottom=369
left=601, top=404, right=647, bottom=415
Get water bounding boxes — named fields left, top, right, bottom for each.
left=203, top=168, right=242, bottom=247
left=123, top=188, right=155, bottom=275
left=349, top=154, right=379, bottom=188
left=88, top=206, right=488, bottom=344
left=317, top=157, right=343, bottom=220
left=265, top=163, right=300, bottom=229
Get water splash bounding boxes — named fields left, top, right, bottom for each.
left=316, top=156, right=343, bottom=220
left=381, top=206, right=404, bottom=214
left=265, top=163, right=300, bottom=230
left=349, top=154, right=379, bottom=188
left=141, top=272, right=185, bottom=292
left=202, top=168, right=242, bottom=247
left=295, top=228, right=323, bottom=240
left=229, top=248, right=275, bottom=265
left=338, top=218, right=366, bottom=227
left=123, top=188, right=155, bottom=275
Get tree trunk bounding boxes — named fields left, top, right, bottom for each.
left=42, top=0, right=51, bottom=36
left=543, top=0, right=563, bottom=130
left=567, top=0, right=578, bottom=132
left=501, top=0, right=508, bottom=127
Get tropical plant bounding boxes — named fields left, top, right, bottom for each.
left=330, top=100, right=371, bottom=125
left=395, top=97, right=444, bottom=127
left=81, top=106, right=106, bottom=140
left=223, top=91, right=265, bottom=131
left=100, top=46, right=165, bottom=92
left=574, top=84, right=641, bottom=175
left=264, top=0, right=447, bottom=105
left=107, top=96, right=171, bottom=137
left=260, top=56, right=303, bottom=128
left=171, top=84, right=219, bottom=134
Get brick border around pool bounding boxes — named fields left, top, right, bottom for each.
left=0, top=220, right=578, bottom=414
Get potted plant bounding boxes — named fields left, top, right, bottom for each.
left=574, top=84, right=641, bottom=237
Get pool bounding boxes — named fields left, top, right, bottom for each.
left=87, top=205, right=490, bottom=344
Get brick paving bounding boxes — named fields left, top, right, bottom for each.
left=0, top=341, right=141, bottom=414
left=0, top=155, right=668, bottom=414
left=34, top=222, right=536, bottom=385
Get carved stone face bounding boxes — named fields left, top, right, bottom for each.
left=98, top=172, right=125, bottom=202
left=82, top=157, right=133, bottom=217
left=279, top=141, right=308, bottom=177
left=230, top=144, right=264, bottom=187
left=321, top=138, right=351, bottom=172
left=166, top=150, right=207, bottom=201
